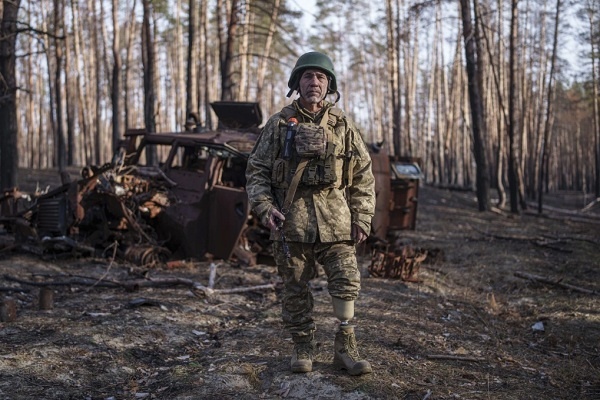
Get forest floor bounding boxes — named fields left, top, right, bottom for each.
left=0, top=170, right=599, bottom=400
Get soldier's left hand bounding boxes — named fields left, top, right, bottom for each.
left=351, top=224, right=368, bottom=244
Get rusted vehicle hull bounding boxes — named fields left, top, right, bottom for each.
left=0, top=102, right=266, bottom=266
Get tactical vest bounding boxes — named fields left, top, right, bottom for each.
left=271, top=104, right=354, bottom=190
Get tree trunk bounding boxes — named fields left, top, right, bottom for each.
left=53, top=0, right=67, bottom=170
left=385, top=0, right=400, bottom=156
left=218, top=0, right=239, bottom=101
left=112, top=0, right=122, bottom=153
left=0, top=0, right=21, bottom=190
left=586, top=1, right=600, bottom=197
left=63, top=5, right=74, bottom=166
left=124, top=0, right=137, bottom=130
left=460, top=0, right=490, bottom=210
left=142, top=0, right=157, bottom=164
left=537, top=0, right=562, bottom=213
left=96, top=0, right=109, bottom=164
left=507, top=0, right=520, bottom=213
left=186, top=0, right=198, bottom=120
left=201, top=0, right=212, bottom=128
left=237, top=0, right=250, bottom=100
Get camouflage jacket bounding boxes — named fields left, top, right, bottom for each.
left=245, top=100, right=375, bottom=243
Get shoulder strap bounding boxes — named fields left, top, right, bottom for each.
left=280, top=105, right=297, bottom=124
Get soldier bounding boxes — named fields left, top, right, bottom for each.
left=245, top=51, right=375, bottom=375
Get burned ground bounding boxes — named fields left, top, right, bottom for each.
left=1, top=175, right=599, bottom=400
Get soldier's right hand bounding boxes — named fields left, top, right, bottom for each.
left=266, top=207, right=285, bottom=231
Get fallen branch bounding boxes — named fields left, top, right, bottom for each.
left=0, top=286, right=30, bottom=293
left=3, top=274, right=275, bottom=298
left=514, top=271, right=599, bottom=295
left=426, top=354, right=485, bottom=362
left=581, top=197, right=600, bottom=213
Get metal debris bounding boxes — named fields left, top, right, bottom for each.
left=369, top=245, right=427, bottom=281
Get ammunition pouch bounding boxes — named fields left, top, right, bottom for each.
left=295, top=123, right=327, bottom=158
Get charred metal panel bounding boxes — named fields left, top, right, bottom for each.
left=389, top=157, right=421, bottom=231
left=154, top=201, right=206, bottom=260
left=206, top=186, right=250, bottom=260
left=211, top=101, right=262, bottom=129
left=37, top=196, right=68, bottom=236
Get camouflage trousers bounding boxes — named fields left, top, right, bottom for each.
left=272, top=240, right=361, bottom=340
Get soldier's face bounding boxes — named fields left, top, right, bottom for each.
left=299, top=69, right=329, bottom=105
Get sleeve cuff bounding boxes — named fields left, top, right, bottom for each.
left=254, top=203, right=273, bottom=226
left=352, top=214, right=371, bottom=235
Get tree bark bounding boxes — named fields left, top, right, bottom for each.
left=142, top=0, right=157, bottom=164
left=0, top=0, right=21, bottom=190
left=53, top=0, right=67, bottom=171
left=112, top=0, right=122, bottom=153
left=507, top=0, right=520, bottom=213
left=586, top=1, right=600, bottom=197
left=460, top=0, right=490, bottom=210
left=385, top=0, right=400, bottom=156
left=186, top=0, right=198, bottom=120
left=537, top=0, right=562, bottom=213
left=124, top=0, right=137, bottom=130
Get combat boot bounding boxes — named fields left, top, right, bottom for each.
left=333, top=325, right=372, bottom=376
left=290, top=335, right=315, bottom=373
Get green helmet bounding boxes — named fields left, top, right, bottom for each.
left=287, top=51, right=337, bottom=98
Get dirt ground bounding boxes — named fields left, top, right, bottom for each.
left=1, top=177, right=599, bottom=400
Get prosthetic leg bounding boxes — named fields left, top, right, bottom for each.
left=332, top=298, right=372, bottom=375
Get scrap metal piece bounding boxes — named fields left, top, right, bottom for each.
left=124, top=244, right=171, bottom=268
left=369, top=245, right=427, bottom=281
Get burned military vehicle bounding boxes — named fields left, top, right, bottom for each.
left=0, top=102, right=267, bottom=266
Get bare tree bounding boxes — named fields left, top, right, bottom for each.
left=507, top=0, right=521, bottom=213
left=460, top=0, right=490, bottom=210
left=186, top=0, right=198, bottom=121
left=53, top=0, right=67, bottom=171
left=142, top=0, right=157, bottom=164
left=385, top=0, right=400, bottom=156
left=0, top=0, right=22, bottom=190
left=581, top=0, right=600, bottom=197
left=112, top=0, right=122, bottom=153
left=537, top=0, right=562, bottom=213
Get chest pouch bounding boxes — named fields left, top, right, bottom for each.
left=295, top=123, right=327, bottom=159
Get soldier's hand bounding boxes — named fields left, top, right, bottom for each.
left=351, top=224, right=368, bottom=244
left=267, top=207, right=285, bottom=231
